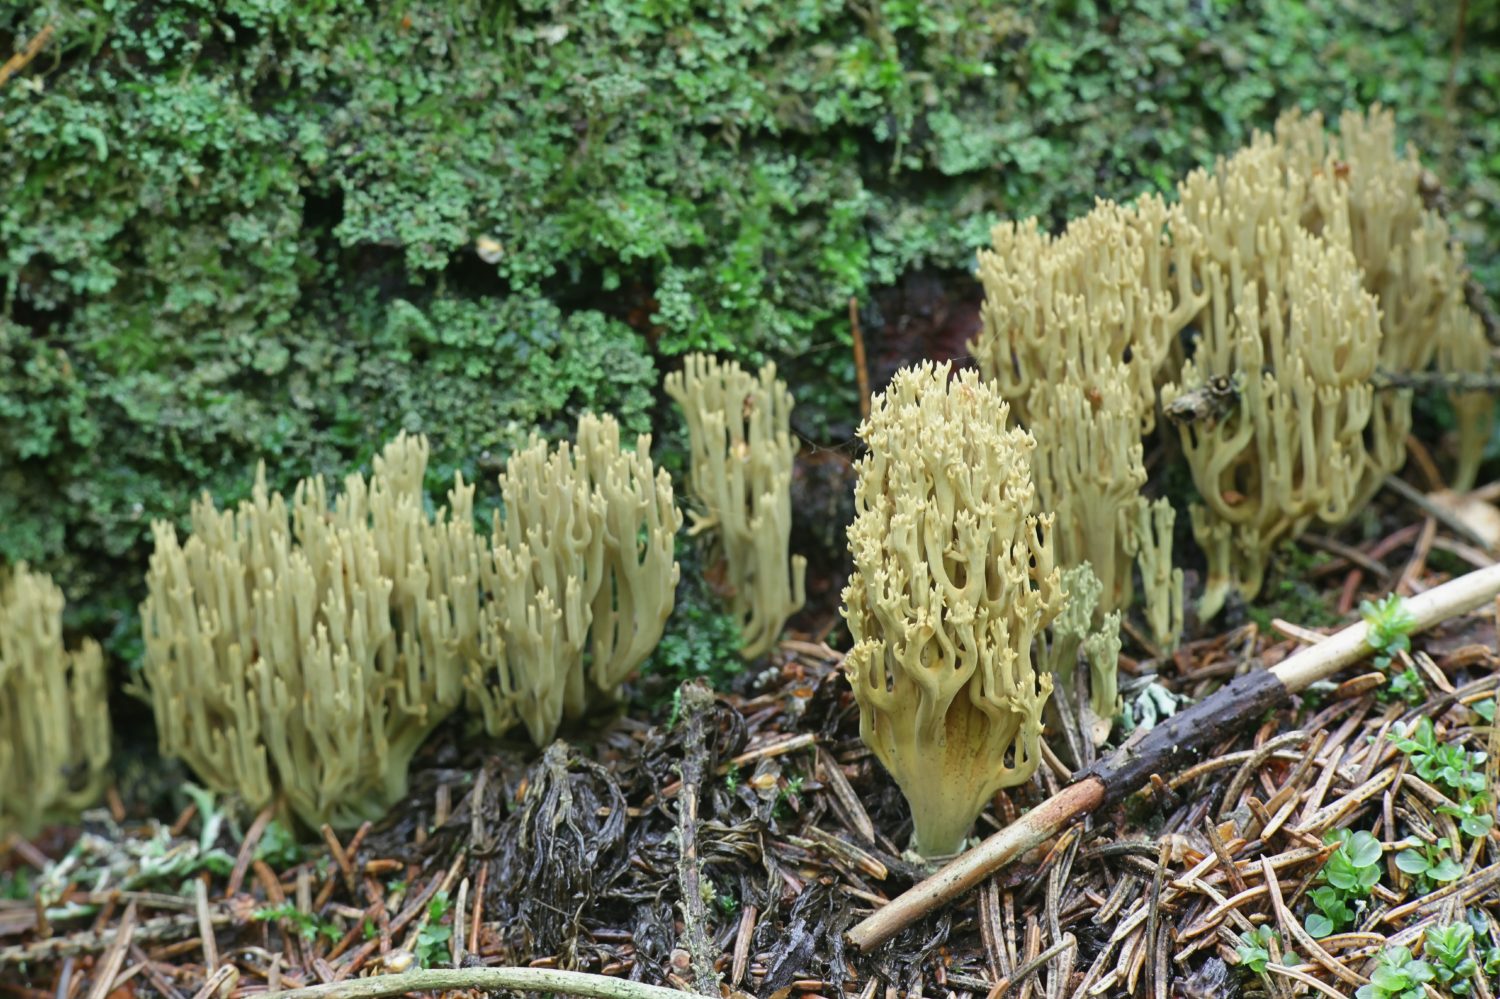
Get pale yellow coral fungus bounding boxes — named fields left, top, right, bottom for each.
left=1028, top=368, right=1182, bottom=648
left=141, top=433, right=475, bottom=829
left=576, top=414, right=683, bottom=700
left=0, top=564, right=111, bottom=837
left=972, top=193, right=1204, bottom=432
left=972, top=105, right=1488, bottom=631
left=466, top=412, right=681, bottom=746
left=665, top=354, right=806, bottom=660
left=971, top=193, right=1196, bottom=649
left=1166, top=142, right=1383, bottom=619
left=1276, top=106, right=1494, bottom=493
left=841, top=362, right=1062, bottom=857
left=1040, top=564, right=1123, bottom=748
left=471, top=430, right=603, bottom=745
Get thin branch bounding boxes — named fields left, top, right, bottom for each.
left=262, top=967, right=691, bottom=999
left=673, top=681, right=723, bottom=996
left=850, top=296, right=872, bottom=423
left=0, top=24, right=55, bottom=88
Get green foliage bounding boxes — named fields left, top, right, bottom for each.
left=1356, top=945, right=1435, bottom=999
left=1305, top=886, right=1353, bottom=939
left=1323, top=829, right=1383, bottom=891
left=1425, top=921, right=1481, bottom=996
left=3, top=0, right=1499, bottom=663
left=1395, top=836, right=1464, bottom=894
left=0, top=869, right=33, bottom=902
left=1247, top=544, right=1340, bottom=633
left=1386, top=666, right=1429, bottom=706
left=252, top=903, right=344, bottom=943
left=1236, top=925, right=1274, bottom=974
left=641, top=541, right=745, bottom=691
left=1305, top=829, right=1382, bottom=938
left=253, top=820, right=305, bottom=870
left=415, top=892, right=453, bottom=969
left=1479, top=910, right=1500, bottom=980
left=1361, top=594, right=1417, bottom=669
left=1361, top=594, right=1426, bottom=703
left=1388, top=716, right=1495, bottom=838
left=1236, top=925, right=1300, bottom=975
left=1389, top=717, right=1488, bottom=797
left=774, top=772, right=807, bottom=820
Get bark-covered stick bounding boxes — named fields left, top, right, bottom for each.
left=263, top=967, right=690, bottom=999
left=673, top=681, right=723, bottom=996
left=846, top=561, right=1500, bottom=951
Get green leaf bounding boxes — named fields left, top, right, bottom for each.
left=1345, top=831, right=1383, bottom=868
left=1396, top=849, right=1429, bottom=874
left=1429, top=857, right=1464, bottom=881
left=1237, top=941, right=1270, bottom=974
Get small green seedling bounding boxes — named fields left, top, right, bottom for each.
left=1323, top=829, right=1383, bottom=892
left=1386, top=666, right=1427, bottom=705
left=254, top=819, right=304, bottom=869
left=1360, top=595, right=1424, bottom=703
left=1473, top=910, right=1500, bottom=979
left=1355, top=945, right=1435, bottom=999
left=1388, top=717, right=1496, bottom=838
left=1306, top=887, right=1353, bottom=939
left=1361, top=594, right=1416, bottom=667
left=1425, top=922, right=1480, bottom=996
left=1305, top=829, right=1382, bottom=938
left=1237, top=925, right=1275, bottom=973
left=415, top=891, right=452, bottom=968
left=252, top=903, right=342, bottom=942
left=773, top=773, right=807, bottom=819
left=1236, top=925, right=1300, bottom=974
left=1394, top=837, right=1464, bottom=893
left=1389, top=718, right=1488, bottom=797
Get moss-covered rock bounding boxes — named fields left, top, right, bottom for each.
left=2, top=1, right=1496, bottom=658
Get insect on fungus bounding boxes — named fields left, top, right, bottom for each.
left=1163, top=374, right=1240, bottom=429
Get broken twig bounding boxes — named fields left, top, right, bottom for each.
left=673, top=681, right=723, bottom=996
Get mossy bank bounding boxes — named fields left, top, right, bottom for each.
left=3, top=1, right=1497, bottom=661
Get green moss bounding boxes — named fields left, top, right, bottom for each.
left=2, top=1, right=1497, bottom=657
left=1246, top=543, right=1341, bottom=632
left=639, top=540, right=746, bottom=695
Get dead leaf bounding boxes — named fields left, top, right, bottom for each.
left=1428, top=489, right=1500, bottom=552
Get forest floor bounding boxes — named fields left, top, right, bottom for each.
left=5, top=495, right=1500, bottom=999
left=4, top=283, right=1500, bottom=999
